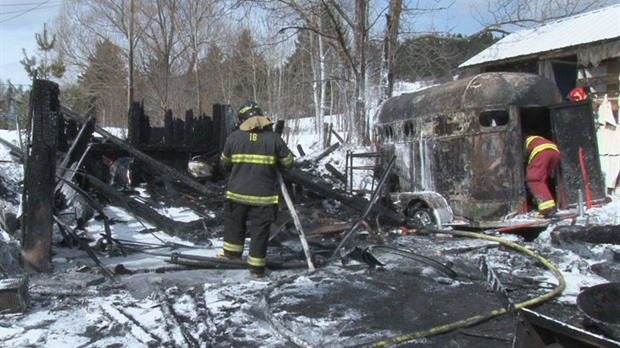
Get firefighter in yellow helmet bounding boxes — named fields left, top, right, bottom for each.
left=218, top=101, right=293, bottom=278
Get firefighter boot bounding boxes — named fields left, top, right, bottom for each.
left=217, top=251, right=242, bottom=260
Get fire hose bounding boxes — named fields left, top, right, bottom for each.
left=360, top=228, right=566, bottom=348
left=253, top=228, right=566, bottom=348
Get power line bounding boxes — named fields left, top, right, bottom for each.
left=1, top=4, right=61, bottom=16
left=0, top=0, right=63, bottom=25
left=0, top=1, right=63, bottom=7
left=0, top=0, right=63, bottom=8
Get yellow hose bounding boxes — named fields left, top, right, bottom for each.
left=361, top=228, right=566, bottom=348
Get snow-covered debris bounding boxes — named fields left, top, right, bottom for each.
left=1, top=124, right=620, bottom=347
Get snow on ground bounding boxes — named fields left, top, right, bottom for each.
left=1, top=114, right=620, bottom=347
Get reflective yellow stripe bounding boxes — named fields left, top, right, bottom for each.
left=279, top=153, right=293, bottom=166
left=223, top=241, right=244, bottom=253
left=528, top=143, right=559, bottom=164
left=524, top=136, right=541, bottom=152
left=221, top=152, right=231, bottom=163
left=538, top=200, right=556, bottom=211
left=247, top=255, right=266, bottom=267
left=231, top=153, right=276, bottom=165
left=226, top=191, right=279, bottom=205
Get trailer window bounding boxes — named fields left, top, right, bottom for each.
left=479, top=110, right=509, bottom=127
left=384, top=125, right=394, bottom=141
left=403, top=121, right=415, bottom=138
left=376, top=125, right=393, bottom=143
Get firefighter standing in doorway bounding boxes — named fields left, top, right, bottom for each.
left=524, top=134, right=561, bottom=218
left=218, top=101, right=293, bottom=278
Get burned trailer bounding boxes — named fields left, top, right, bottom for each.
left=374, top=72, right=605, bottom=228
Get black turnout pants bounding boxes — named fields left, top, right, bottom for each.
left=222, top=200, right=277, bottom=273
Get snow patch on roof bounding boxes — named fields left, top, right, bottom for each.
left=460, top=4, right=620, bottom=68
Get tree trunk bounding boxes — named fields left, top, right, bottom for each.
left=380, top=0, right=403, bottom=103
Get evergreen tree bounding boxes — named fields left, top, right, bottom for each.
left=20, top=23, right=65, bottom=81
left=281, top=31, right=315, bottom=120
left=72, top=39, right=127, bottom=127
left=394, top=33, right=499, bottom=81
left=229, top=29, right=269, bottom=106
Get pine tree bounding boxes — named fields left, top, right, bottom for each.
left=20, top=23, right=66, bottom=81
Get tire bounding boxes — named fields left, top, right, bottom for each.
left=406, top=205, right=436, bottom=229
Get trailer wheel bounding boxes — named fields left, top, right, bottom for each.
left=406, top=203, right=436, bottom=228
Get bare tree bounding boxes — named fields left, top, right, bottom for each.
left=379, top=0, right=402, bottom=103
left=54, top=0, right=132, bottom=125
left=54, top=0, right=233, bottom=124
left=256, top=0, right=381, bottom=144
left=47, top=0, right=616, bottom=136
left=177, top=0, right=227, bottom=116
left=469, top=0, right=614, bottom=36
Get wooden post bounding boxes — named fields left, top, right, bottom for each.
left=22, top=79, right=59, bottom=273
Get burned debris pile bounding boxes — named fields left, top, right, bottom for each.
left=4, top=79, right=409, bottom=277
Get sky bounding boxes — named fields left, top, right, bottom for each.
left=0, top=0, right=65, bottom=88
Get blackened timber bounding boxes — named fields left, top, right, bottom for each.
left=330, top=128, right=345, bottom=144
left=296, top=144, right=306, bottom=157
left=315, top=142, right=340, bottom=163
left=53, top=216, right=121, bottom=284
left=57, top=176, right=114, bottom=243
left=552, top=225, right=620, bottom=245
left=22, top=79, right=59, bottom=273
left=297, top=143, right=340, bottom=168
left=60, top=106, right=222, bottom=199
left=82, top=173, right=206, bottom=239
left=325, top=163, right=346, bottom=184
left=0, top=136, right=23, bottom=161
left=282, top=167, right=405, bottom=223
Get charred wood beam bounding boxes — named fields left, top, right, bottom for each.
left=315, top=142, right=340, bottom=163
left=296, top=143, right=340, bottom=168
left=57, top=176, right=114, bottom=244
left=296, top=144, right=305, bottom=157
left=282, top=167, right=405, bottom=223
left=325, top=123, right=332, bottom=148
left=60, top=106, right=222, bottom=199
left=81, top=172, right=206, bottom=239
left=168, top=253, right=308, bottom=270
left=331, top=128, right=345, bottom=144
left=53, top=216, right=121, bottom=284
left=325, top=163, right=346, bottom=184
left=552, top=225, right=620, bottom=245
left=0, top=136, right=24, bottom=161
left=22, top=79, right=59, bottom=273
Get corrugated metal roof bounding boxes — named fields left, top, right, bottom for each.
left=460, top=4, right=620, bottom=68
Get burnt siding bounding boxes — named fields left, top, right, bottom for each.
left=434, top=136, right=471, bottom=198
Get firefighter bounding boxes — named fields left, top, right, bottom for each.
left=524, top=134, right=561, bottom=218
left=218, top=101, right=293, bottom=278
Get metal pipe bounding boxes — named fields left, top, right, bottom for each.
left=278, top=171, right=315, bottom=271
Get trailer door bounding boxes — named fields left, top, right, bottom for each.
left=550, top=100, right=606, bottom=207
